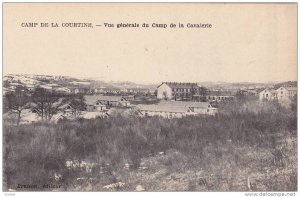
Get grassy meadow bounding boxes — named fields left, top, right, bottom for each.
left=3, top=100, right=297, bottom=191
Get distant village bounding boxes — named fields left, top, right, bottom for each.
left=3, top=74, right=297, bottom=125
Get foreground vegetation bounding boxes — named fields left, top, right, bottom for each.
left=3, top=100, right=297, bottom=191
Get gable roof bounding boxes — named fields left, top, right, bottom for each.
left=136, top=104, right=192, bottom=113
left=158, top=82, right=199, bottom=89
left=3, top=111, right=19, bottom=119
left=84, top=95, right=127, bottom=105
left=259, top=88, right=277, bottom=94
left=57, top=103, right=74, bottom=110
left=206, top=91, right=233, bottom=96
left=79, top=111, right=109, bottom=119
left=159, top=101, right=211, bottom=108
left=84, top=95, right=101, bottom=105
left=97, top=95, right=127, bottom=102
left=283, top=87, right=297, bottom=91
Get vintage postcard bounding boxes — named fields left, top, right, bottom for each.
left=2, top=2, right=297, bottom=193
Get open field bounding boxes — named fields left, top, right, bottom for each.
left=3, top=101, right=297, bottom=191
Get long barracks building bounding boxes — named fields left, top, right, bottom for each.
left=157, top=82, right=200, bottom=100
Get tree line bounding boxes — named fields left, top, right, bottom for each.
left=3, top=87, right=86, bottom=125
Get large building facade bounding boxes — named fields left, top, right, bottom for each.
left=276, top=87, right=297, bottom=102
left=157, top=82, right=199, bottom=100
left=259, top=86, right=297, bottom=106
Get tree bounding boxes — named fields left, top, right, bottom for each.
left=31, top=88, right=59, bottom=121
left=69, top=94, right=86, bottom=119
left=198, top=86, right=208, bottom=102
left=235, top=90, right=246, bottom=102
left=290, top=95, right=297, bottom=112
left=4, top=87, right=30, bottom=125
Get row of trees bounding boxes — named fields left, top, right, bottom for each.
left=4, top=87, right=86, bottom=125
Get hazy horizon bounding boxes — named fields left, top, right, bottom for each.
left=3, top=72, right=296, bottom=86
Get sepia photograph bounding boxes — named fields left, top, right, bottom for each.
left=2, top=2, right=298, bottom=193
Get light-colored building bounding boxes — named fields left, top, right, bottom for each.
left=84, top=95, right=130, bottom=111
left=78, top=111, right=109, bottom=119
left=136, top=104, right=196, bottom=118
left=157, top=82, right=199, bottom=100
left=25, top=84, right=36, bottom=92
left=9, top=82, right=22, bottom=90
left=259, top=86, right=297, bottom=104
left=159, top=101, right=218, bottom=115
left=206, top=95, right=234, bottom=102
left=3, top=87, right=14, bottom=95
left=259, top=89, right=278, bottom=101
left=136, top=100, right=217, bottom=118
left=276, top=87, right=297, bottom=102
left=85, top=95, right=108, bottom=112
left=57, top=104, right=75, bottom=118
left=56, top=87, right=72, bottom=94
left=123, top=95, right=135, bottom=101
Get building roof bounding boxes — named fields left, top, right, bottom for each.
left=158, top=82, right=199, bottom=89
left=79, top=111, right=109, bottom=119
left=206, top=91, right=233, bottom=96
left=10, top=83, right=22, bottom=86
left=159, top=101, right=211, bottom=108
left=284, top=87, right=297, bottom=91
left=96, top=95, right=126, bottom=102
left=259, top=88, right=277, bottom=94
left=51, top=113, right=67, bottom=123
left=84, top=95, right=127, bottom=105
left=57, top=103, right=73, bottom=110
left=3, top=111, right=19, bottom=119
left=136, top=104, right=192, bottom=113
left=84, top=95, right=102, bottom=105
left=3, top=87, right=14, bottom=93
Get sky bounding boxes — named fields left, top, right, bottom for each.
left=3, top=3, right=297, bottom=84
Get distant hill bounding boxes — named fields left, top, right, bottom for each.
left=3, top=74, right=157, bottom=91
left=274, top=81, right=297, bottom=89
left=3, top=74, right=296, bottom=92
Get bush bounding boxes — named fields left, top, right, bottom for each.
left=3, top=100, right=297, bottom=191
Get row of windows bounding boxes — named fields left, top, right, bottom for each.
left=172, top=93, right=190, bottom=96
left=172, top=88, right=191, bottom=92
left=207, top=96, right=232, bottom=100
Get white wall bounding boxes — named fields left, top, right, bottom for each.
left=259, top=90, right=276, bottom=101
left=157, top=83, right=172, bottom=99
